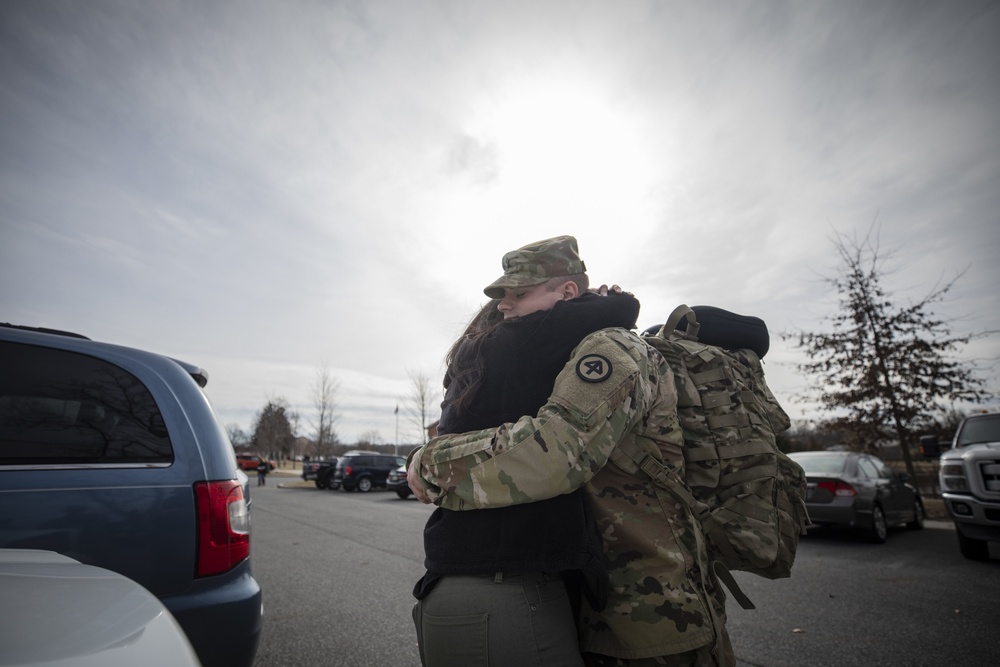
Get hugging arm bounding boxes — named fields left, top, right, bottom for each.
left=408, top=329, right=655, bottom=510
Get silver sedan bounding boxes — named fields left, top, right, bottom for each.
left=789, top=450, right=925, bottom=543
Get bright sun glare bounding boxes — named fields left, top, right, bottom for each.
left=468, top=77, right=664, bottom=231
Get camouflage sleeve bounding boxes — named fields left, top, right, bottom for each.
left=413, top=328, right=658, bottom=510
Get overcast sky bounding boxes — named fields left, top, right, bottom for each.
left=2, top=0, right=998, bottom=446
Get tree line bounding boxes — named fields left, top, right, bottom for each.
left=227, top=366, right=438, bottom=463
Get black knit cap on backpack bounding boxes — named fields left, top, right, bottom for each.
left=611, top=304, right=810, bottom=610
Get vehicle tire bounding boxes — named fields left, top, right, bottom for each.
left=957, top=530, right=990, bottom=561
left=314, top=479, right=326, bottom=489
left=866, top=504, right=888, bottom=543
left=357, top=476, right=373, bottom=493
left=396, top=489, right=411, bottom=499
left=906, top=499, right=925, bottom=530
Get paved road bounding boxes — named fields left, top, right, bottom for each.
left=727, top=521, right=999, bottom=666
left=250, top=476, right=431, bottom=667
left=250, top=473, right=997, bottom=667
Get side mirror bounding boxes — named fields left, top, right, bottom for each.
left=918, top=435, right=942, bottom=459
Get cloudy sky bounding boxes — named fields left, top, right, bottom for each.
left=2, top=0, right=998, bottom=446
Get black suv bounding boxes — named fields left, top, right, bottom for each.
left=332, top=451, right=406, bottom=492
left=0, top=324, right=262, bottom=667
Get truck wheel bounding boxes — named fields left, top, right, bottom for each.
left=317, top=472, right=332, bottom=489
left=866, top=505, right=888, bottom=543
left=396, top=489, right=411, bottom=500
left=357, top=476, right=373, bottom=493
left=957, top=531, right=990, bottom=561
left=906, top=499, right=924, bottom=530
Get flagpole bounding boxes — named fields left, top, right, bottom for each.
left=394, top=404, right=399, bottom=456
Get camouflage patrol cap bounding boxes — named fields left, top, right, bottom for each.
left=483, top=235, right=587, bottom=298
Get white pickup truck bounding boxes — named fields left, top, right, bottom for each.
left=939, top=413, right=1000, bottom=560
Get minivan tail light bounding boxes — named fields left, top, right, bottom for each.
left=344, top=465, right=353, bottom=476
left=195, top=480, right=250, bottom=577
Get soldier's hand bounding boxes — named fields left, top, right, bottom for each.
left=596, top=284, right=628, bottom=296
left=407, top=452, right=432, bottom=504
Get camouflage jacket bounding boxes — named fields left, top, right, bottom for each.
left=412, top=328, right=727, bottom=660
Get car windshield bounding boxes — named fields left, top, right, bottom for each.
left=955, top=414, right=1000, bottom=447
left=789, top=454, right=848, bottom=474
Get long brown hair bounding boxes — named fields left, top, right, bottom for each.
left=442, top=299, right=503, bottom=412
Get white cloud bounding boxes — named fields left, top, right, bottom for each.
left=2, top=0, right=997, bottom=442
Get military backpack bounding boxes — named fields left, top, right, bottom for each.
left=610, top=304, right=809, bottom=610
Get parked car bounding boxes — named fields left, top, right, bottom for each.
left=302, top=458, right=339, bottom=489
left=236, top=453, right=273, bottom=472
left=0, top=324, right=262, bottom=667
left=387, top=464, right=411, bottom=499
left=317, top=461, right=340, bottom=490
left=939, top=412, right=1000, bottom=560
left=331, top=451, right=406, bottom=492
left=788, top=450, right=924, bottom=543
left=302, top=459, right=322, bottom=483
left=0, top=548, right=201, bottom=667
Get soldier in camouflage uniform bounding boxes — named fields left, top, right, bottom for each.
left=413, top=235, right=642, bottom=667
left=409, top=320, right=735, bottom=666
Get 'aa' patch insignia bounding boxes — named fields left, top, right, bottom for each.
left=576, top=354, right=612, bottom=383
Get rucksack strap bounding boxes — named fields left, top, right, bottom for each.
left=610, top=439, right=702, bottom=511
left=684, top=441, right=778, bottom=489
left=664, top=304, right=700, bottom=340
left=713, top=561, right=756, bottom=611
left=609, top=439, right=758, bottom=610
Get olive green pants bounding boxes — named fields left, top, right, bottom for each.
left=413, top=572, right=584, bottom=667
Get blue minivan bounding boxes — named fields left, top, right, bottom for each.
left=0, top=324, right=262, bottom=667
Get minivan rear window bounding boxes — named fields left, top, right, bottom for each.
left=0, top=341, right=173, bottom=464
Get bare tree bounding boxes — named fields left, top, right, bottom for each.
left=287, top=408, right=301, bottom=440
left=357, top=430, right=384, bottom=448
left=783, top=226, right=991, bottom=478
left=225, top=423, right=248, bottom=449
left=309, top=362, right=340, bottom=460
left=404, top=369, right=438, bottom=446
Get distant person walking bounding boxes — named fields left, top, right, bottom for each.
left=256, top=459, right=268, bottom=486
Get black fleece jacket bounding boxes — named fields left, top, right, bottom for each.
left=416, top=292, right=640, bottom=609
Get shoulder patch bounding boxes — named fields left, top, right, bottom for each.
left=576, top=353, right=612, bottom=383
